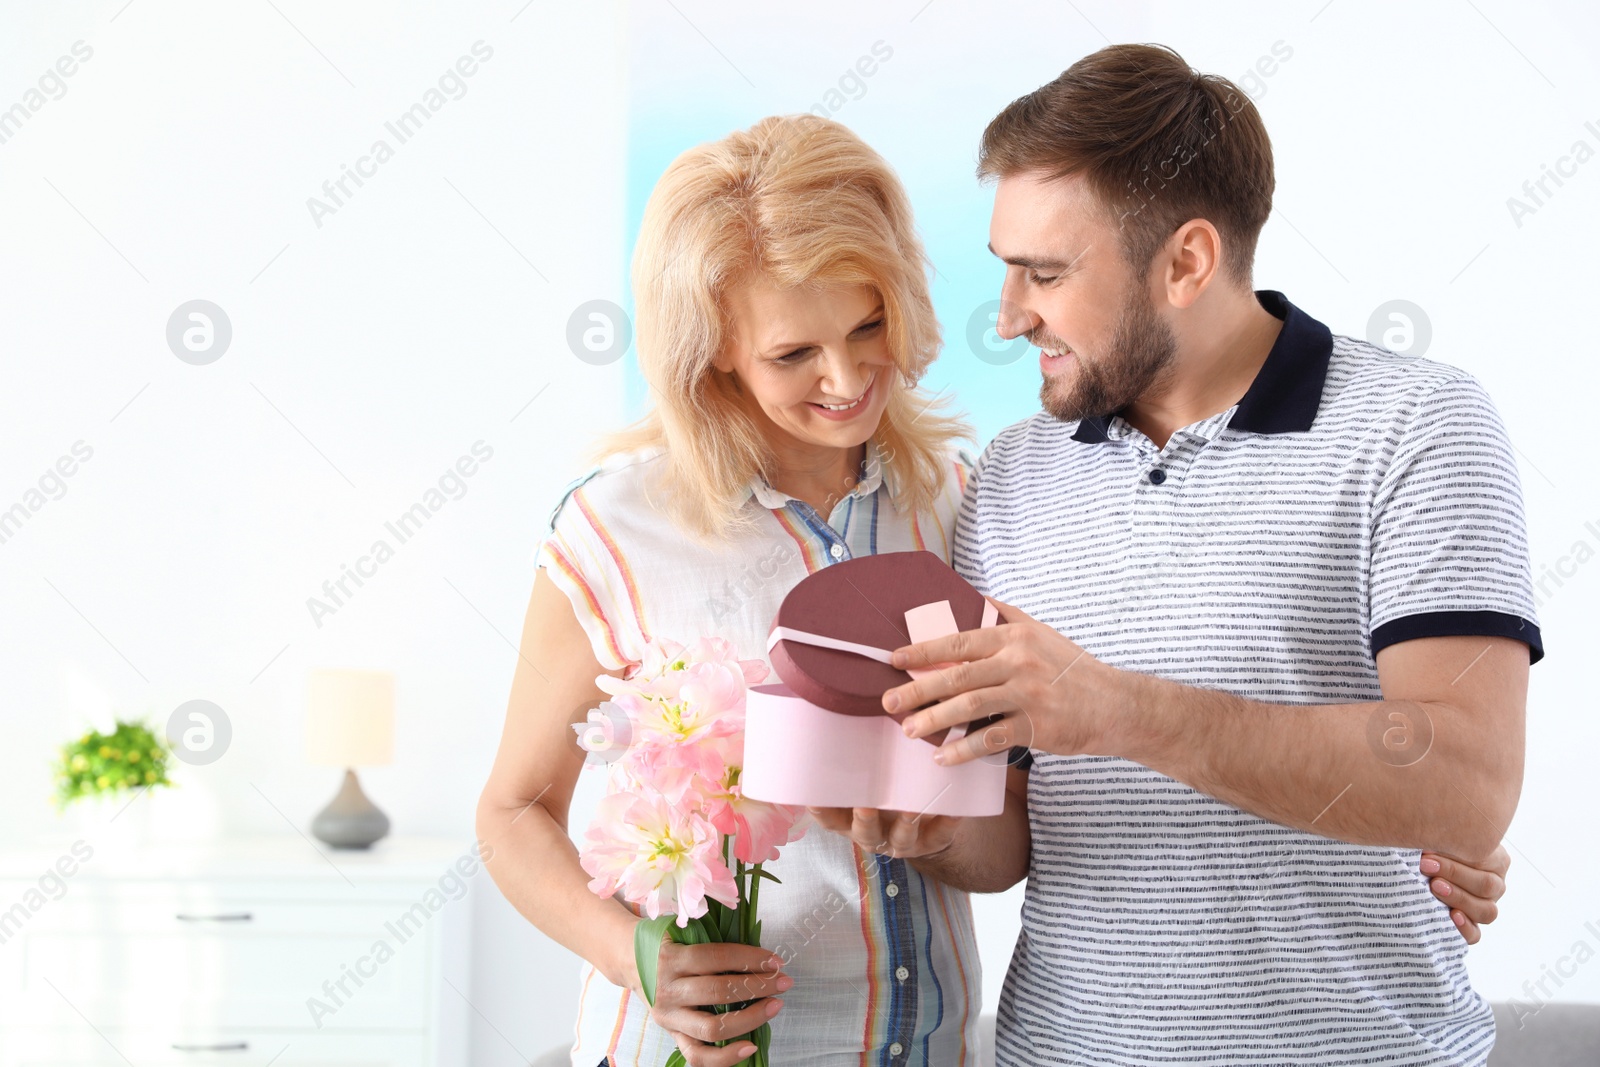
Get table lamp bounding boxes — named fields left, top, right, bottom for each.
left=306, top=668, right=394, bottom=849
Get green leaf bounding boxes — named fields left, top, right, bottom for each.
left=632, top=915, right=677, bottom=1007
left=681, top=916, right=711, bottom=946
left=752, top=867, right=783, bottom=884
left=665, top=1050, right=687, bottom=1067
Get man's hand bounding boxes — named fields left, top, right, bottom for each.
left=808, top=806, right=959, bottom=860
left=884, top=597, right=1124, bottom=766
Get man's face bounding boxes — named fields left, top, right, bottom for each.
left=988, top=170, right=1177, bottom=422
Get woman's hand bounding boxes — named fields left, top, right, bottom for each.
left=638, top=935, right=790, bottom=1067
left=1422, top=844, right=1509, bottom=944
left=808, top=806, right=960, bottom=860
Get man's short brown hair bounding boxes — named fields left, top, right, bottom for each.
left=978, top=43, right=1274, bottom=286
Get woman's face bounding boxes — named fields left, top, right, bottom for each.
left=714, top=276, right=897, bottom=456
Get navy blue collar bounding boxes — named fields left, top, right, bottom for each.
left=1070, top=290, right=1333, bottom=443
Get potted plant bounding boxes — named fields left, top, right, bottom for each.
left=54, top=719, right=173, bottom=844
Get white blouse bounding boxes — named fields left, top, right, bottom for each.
left=536, top=441, right=984, bottom=1067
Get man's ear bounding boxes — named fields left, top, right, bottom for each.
left=1161, top=218, right=1223, bottom=310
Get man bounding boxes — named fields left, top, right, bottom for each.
left=817, top=44, right=1539, bottom=1064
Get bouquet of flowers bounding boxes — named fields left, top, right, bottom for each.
left=575, top=637, right=808, bottom=1067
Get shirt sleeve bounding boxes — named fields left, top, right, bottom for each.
left=951, top=441, right=993, bottom=599
left=951, top=440, right=1035, bottom=769
left=1368, top=373, right=1543, bottom=663
left=533, top=475, right=633, bottom=673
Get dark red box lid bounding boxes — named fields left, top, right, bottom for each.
left=766, top=550, right=998, bottom=744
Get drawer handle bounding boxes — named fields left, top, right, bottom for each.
left=171, top=1042, right=249, bottom=1052
left=174, top=912, right=254, bottom=922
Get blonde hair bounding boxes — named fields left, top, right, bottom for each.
left=599, top=113, right=970, bottom=541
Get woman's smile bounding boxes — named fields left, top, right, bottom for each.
left=807, top=371, right=878, bottom=421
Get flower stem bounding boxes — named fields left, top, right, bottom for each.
left=747, top=862, right=762, bottom=945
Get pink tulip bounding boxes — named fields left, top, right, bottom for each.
left=579, top=791, right=738, bottom=926
left=706, top=775, right=809, bottom=864
left=576, top=633, right=804, bottom=972
left=629, top=672, right=742, bottom=748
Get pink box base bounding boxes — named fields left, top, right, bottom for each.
left=740, top=683, right=1007, bottom=818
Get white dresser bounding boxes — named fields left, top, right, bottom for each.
left=0, top=837, right=474, bottom=1066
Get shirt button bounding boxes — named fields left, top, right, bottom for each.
left=885, top=882, right=899, bottom=898
left=895, top=966, right=909, bottom=981
left=829, top=543, right=844, bottom=559
left=1147, top=468, right=1167, bottom=485
left=889, top=1043, right=904, bottom=1057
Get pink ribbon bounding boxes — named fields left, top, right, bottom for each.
left=767, top=598, right=999, bottom=741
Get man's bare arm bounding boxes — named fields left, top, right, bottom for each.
left=886, top=601, right=1526, bottom=866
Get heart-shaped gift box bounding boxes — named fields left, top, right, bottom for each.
left=741, top=551, right=1010, bottom=817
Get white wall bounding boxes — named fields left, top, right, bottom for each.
left=0, top=1, right=627, bottom=1060
left=3, top=0, right=1597, bottom=1060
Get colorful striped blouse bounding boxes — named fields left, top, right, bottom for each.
left=536, top=440, right=984, bottom=1067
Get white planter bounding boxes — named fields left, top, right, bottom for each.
left=57, top=789, right=155, bottom=856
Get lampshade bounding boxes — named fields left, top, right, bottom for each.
left=306, top=668, right=394, bottom=768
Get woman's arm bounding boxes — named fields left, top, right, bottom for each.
left=474, top=569, right=638, bottom=985
left=474, top=570, right=786, bottom=1067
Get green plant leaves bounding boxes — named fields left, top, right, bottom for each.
left=632, top=915, right=676, bottom=1008
left=680, top=917, right=710, bottom=946
left=54, top=718, right=173, bottom=809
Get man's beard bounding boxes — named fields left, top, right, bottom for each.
left=1039, top=290, right=1178, bottom=423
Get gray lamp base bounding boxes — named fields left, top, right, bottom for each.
left=311, top=768, right=390, bottom=849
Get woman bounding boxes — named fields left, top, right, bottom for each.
left=475, top=114, right=1507, bottom=1067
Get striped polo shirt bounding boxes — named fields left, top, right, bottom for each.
left=953, top=291, right=1542, bottom=1066
left=537, top=440, right=985, bottom=1066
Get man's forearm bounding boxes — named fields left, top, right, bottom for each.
left=1114, top=671, right=1522, bottom=863
left=908, top=784, right=1030, bottom=892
